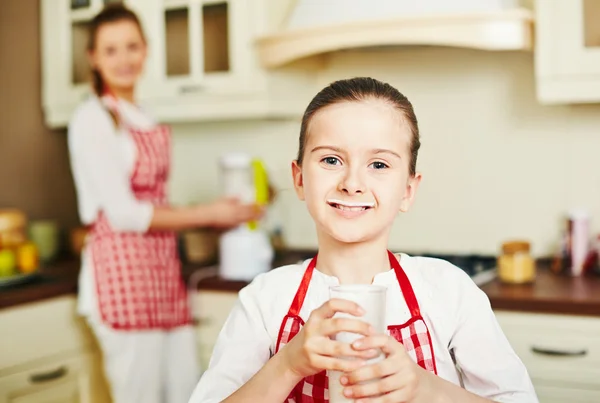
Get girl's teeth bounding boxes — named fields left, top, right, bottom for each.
left=338, top=205, right=366, bottom=211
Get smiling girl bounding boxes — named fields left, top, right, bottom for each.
left=189, top=77, right=538, bottom=403
left=67, top=4, right=262, bottom=403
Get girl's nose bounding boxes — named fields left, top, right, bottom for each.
left=338, top=168, right=365, bottom=195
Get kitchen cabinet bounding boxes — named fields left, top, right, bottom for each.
left=495, top=311, right=600, bottom=402
left=0, top=297, right=110, bottom=403
left=535, top=0, right=600, bottom=104
left=40, top=0, right=316, bottom=128
left=0, top=352, right=108, bottom=403
left=192, top=290, right=238, bottom=370
left=40, top=0, right=131, bottom=128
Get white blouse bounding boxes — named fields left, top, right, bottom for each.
left=189, top=254, right=538, bottom=403
left=67, top=95, right=158, bottom=318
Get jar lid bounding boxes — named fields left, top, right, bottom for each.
left=220, top=152, right=252, bottom=169
left=501, top=240, right=530, bottom=254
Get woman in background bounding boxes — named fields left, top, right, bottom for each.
left=67, top=4, right=262, bottom=403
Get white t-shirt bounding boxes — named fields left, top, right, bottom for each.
left=67, top=95, right=158, bottom=318
left=189, top=254, right=538, bottom=403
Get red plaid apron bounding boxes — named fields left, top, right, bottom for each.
left=89, top=96, right=191, bottom=330
left=275, top=250, right=437, bottom=402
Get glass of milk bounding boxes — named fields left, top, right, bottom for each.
left=328, top=285, right=387, bottom=403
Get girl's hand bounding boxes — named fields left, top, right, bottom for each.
left=340, top=335, right=434, bottom=403
left=281, top=299, right=378, bottom=379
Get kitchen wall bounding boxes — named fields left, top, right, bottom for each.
left=0, top=0, right=79, bottom=232
left=169, top=47, right=600, bottom=257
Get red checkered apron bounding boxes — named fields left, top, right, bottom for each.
left=275, top=250, right=437, bottom=402
left=89, top=96, right=191, bottom=330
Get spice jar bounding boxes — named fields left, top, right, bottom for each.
left=498, top=241, right=536, bottom=284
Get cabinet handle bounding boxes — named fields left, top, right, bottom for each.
left=29, top=366, right=68, bottom=384
left=531, top=346, right=588, bottom=357
left=179, top=85, right=204, bottom=94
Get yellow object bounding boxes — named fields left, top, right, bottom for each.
left=17, top=242, right=38, bottom=274
left=248, top=159, right=269, bottom=231
left=498, top=240, right=536, bottom=284
left=0, top=249, right=17, bottom=277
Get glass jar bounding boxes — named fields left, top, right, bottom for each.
left=498, top=240, right=536, bottom=284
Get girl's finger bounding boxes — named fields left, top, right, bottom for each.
left=351, top=335, right=393, bottom=351
left=342, top=372, right=404, bottom=400
left=315, top=339, right=381, bottom=360
left=312, top=298, right=365, bottom=320
left=321, top=317, right=374, bottom=338
left=344, top=356, right=399, bottom=385
left=311, top=356, right=366, bottom=373
left=354, top=387, right=415, bottom=403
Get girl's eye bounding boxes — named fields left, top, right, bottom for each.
left=322, top=157, right=341, bottom=166
left=104, top=46, right=116, bottom=56
left=370, top=161, right=389, bottom=170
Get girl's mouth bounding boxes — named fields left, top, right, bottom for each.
left=326, top=199, right=375, bottom=212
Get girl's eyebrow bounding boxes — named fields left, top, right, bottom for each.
left=311, top=145, right=343, bottom=153
left=312, top=146, right=402, bottom=160
left=372, top=148, right=402, bottom=160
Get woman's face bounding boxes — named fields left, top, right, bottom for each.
left=89, top=20, right=147, bottom=93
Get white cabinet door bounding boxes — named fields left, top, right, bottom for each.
left=138, top=0, right=255, bottom=101
left=192, top=290, right=239, bottom=370
left=495, top=311, right=600, bottom=401
left=535, top=0, right=600, bottom=104
left=0, top=352, right=106, bottom=403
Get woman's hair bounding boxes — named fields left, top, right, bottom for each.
left=87, top=4, right=145, bottom=96
left=297, top=77, right=421, bottom=176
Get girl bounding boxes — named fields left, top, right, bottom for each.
left=188, top=77, right=537, bottom=403
left=67, top=5, right=262, bottom=403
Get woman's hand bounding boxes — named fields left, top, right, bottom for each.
left=202, top=197, right=264, bottom=228
left=281, top=299, right=379, bottom=379
left=339, top=335, right=436, bottom=403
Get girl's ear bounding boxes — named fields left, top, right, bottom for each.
left=399, top=173, right=422, bottom=213
left=291, top=160, right=305, bottom=201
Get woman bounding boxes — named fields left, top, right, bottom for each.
left=67, top=4, right=262, bottom=403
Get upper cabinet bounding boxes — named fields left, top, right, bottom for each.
left=41, top=0, right=122, bottom=128
left=40, top=0, right=316, bottom=129
left=535, top=0, right=600, bottom=104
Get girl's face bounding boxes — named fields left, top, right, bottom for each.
left=292, top=99, right=422, bottom=245
left=89, top=20, right=146, bottom=94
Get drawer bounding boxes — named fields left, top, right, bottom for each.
left=0, top=297, right=95, bottom=373
left=495, top=311, right=600, bottom=388
left=533, top=380, right=600, bottom=403
left=192, top=291, right=239, bottom=367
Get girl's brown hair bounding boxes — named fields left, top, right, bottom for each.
left=87, top=3, right=145, bottom=96
left=297, top=77, right=421, bottom=176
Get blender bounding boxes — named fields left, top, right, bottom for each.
left=218, top=152, right=274, bottom=281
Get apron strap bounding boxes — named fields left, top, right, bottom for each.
left=287, top=256, right=317, bottom=317
left=388, top=251, right=421, bottom=317
left=285, top=252, right=421, bottom=318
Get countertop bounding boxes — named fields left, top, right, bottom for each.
left=2, top=251, right=600, bottom=317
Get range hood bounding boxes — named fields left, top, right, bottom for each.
left=256, top=0, right=534, bottom=68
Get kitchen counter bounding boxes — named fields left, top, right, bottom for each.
left=0, top=250, right=315, bottom=310
left=3, top=251, right=600, bottom=317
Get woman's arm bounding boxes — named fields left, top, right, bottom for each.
left=150, top=199, right=262, bottom=231
left=69, top=106, right=260, bottom=232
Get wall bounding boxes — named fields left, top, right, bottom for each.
left=169, top=47, right=600, bottom=257
left=0, top=0, right=79, bottom=233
